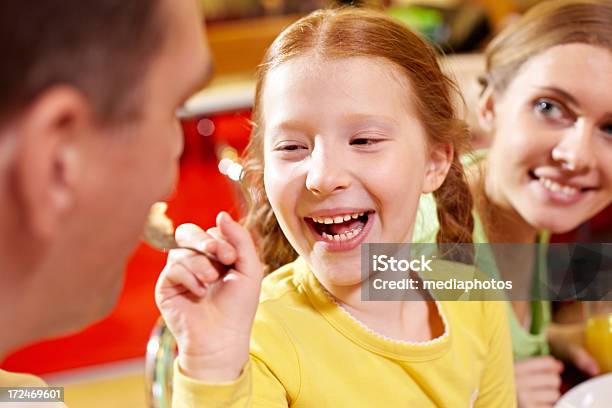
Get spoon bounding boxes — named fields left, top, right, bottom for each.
left=143, top=202, right=231, bottom=273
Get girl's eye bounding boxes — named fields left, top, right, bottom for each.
left=281, top=145, right=303, bottom=151
left=533, top=98, right=569, bottom=121
left=350, top=137, right=382, bottom=146
left=275, top=143, right=306, bottom=152
left=601, top=122, right=612, bottom=136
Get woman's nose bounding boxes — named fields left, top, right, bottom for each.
left=551, top=120, right=596, bottom=172
left=305, top=144, right=351, bottom=196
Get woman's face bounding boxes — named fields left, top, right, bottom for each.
left=484, top=43, right=612, bottom=234
left=262, top=55, right=450, bottom=289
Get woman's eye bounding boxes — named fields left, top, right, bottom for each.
left=533, top=99, right=567, bottom=120
left=601, top=123, right=612, bottom=136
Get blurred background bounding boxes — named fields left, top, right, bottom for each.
left=2, top=0, right=610, bottom=406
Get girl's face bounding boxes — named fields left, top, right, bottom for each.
left=262, top=55, right=450, bottom=288
left=483, top=43, right=612, bottom=234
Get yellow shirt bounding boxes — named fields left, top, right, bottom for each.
left=173, top=257, right=516, bottom=407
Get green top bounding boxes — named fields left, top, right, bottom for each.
left=412, top=150, right=550, bottom=360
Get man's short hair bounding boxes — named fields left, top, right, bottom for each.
left=0, top=0, right=164, bottom=124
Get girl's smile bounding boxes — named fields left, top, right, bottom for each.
left=304, top=208, right=375, bottom=251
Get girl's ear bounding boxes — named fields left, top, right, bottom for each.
left=477, top=85, right=496, bottom=133
left=422, top=143, right=453, bottom=194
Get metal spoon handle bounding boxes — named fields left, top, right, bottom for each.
left=143, top=202, right=234, bottom=274
left=170, top=242, right=233, bottom=274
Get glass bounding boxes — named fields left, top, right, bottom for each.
left=584, top=301, right=612, bottom=373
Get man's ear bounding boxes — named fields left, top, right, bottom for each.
left=15, top=86, right=91, bottom=239
left=422, top=142, right=453, bottom=194
left=477, top=85, right=496, bottom=133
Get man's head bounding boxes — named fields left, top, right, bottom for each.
left=0, top=0, right=212, bottom=350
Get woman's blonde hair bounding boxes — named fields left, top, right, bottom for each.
left=482, top=0, right=612, bottom=93
left=241, top=8, right=474, bottom=273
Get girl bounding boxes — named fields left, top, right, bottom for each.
left=156, top=8, right=516, bottom=407
left=414, top=0, right=612, bottom=406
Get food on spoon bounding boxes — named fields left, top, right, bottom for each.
left=143, top=202, right=176, bottom=250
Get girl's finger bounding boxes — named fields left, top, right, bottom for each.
left=175, top=223, right=210, bottom=249
left=163, top=262, right=206, bottom=297
left=171, top=252, right=221, bottom=284
left=206, top=226, right=238, bottom=265
left=216, top=211, right=262, bottom=279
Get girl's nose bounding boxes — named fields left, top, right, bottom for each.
left=305, top=143, right=351, bottom=196
left=551, top=119, right=596, bottom=172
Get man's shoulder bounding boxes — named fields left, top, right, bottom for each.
left=0, top=369, right=47, bottom=387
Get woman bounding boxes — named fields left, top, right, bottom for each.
left=415, top=0, right=612, bottom=406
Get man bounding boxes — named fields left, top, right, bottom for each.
left=0, top=0, right=212, bottom=388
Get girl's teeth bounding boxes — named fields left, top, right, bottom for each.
left=312, top=212, right=365, bottom=225
left=320, top=226, right=363, bottom=242
left=539, top=177, right=578, bottom=195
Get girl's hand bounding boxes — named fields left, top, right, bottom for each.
left=155, top=211, right=263, bottom=382
left=515, top=356, right=563, bottom=408
left=548, top=322, right=600, bottom=377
